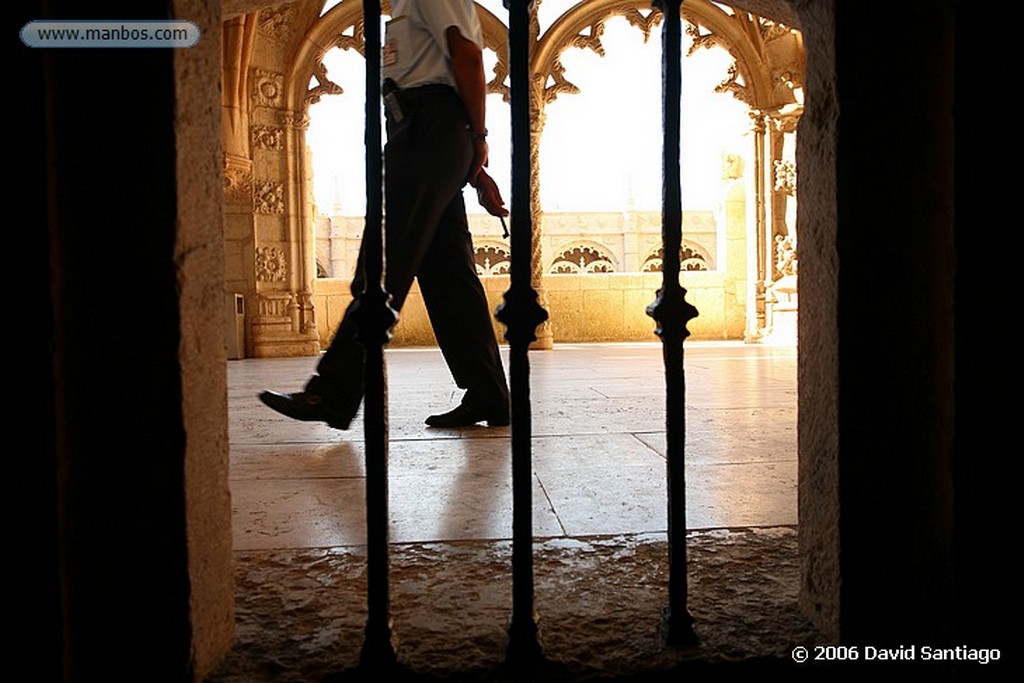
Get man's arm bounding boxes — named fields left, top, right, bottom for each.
left=446, top=25, right=488, bottom=183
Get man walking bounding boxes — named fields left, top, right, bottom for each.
left=260, top=0, right=510, bottom=429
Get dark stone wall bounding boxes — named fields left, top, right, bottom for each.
left=798, top=0, right=1011, bottom=666
left=15, top=0, right=63, bottom=680
left=950, top=0, right=1013, bottom=662
left=794, top=0, right=841, bottom=639
left=27, top=0, right=194, bottom=679
left=833, top=0, right=957, bottom=644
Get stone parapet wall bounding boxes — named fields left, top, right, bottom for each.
left=311, top=270, right=744, bottom=346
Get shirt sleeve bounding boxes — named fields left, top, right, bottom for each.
left=411, top=0, right=483, bottom=56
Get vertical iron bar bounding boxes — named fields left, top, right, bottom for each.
left=647, top=0, right=699, bottom=647
left=497, top=0, right=548, bottom=666
left=356, top=0, right=399, bottom=669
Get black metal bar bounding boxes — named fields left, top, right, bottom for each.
left=355, top=0, right=399, bottom=669
left=497, top=0, right=548, bottom=667
left=647, top=0, right=699, bottom=647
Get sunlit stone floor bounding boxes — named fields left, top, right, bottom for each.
left=210, top=342, right=816, bottom=682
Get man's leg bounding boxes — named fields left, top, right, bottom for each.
left=261, top=90, right=473, bottom=428
left=417, top=193, right=510, bottom=425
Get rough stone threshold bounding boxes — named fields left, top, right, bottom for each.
left=207, top=527, right=822, bottom=682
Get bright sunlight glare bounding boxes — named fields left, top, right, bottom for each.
left=307, top=3, right=750, bottom=218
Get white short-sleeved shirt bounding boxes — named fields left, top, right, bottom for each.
left=382, top=0, right=483, bottom=90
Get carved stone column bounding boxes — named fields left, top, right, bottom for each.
left=528, top=78, right=554, bottom=349
left=248, top=61, right=319, bottom=356
left=745, top=110, right=769, bottom=340
left=762, top=105, right=800, bottom=342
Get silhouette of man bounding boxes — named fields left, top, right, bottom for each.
left=260, top=0, right=510, bottom=429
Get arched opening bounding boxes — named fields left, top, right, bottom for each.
left=299, top=0, right=800, bottom=348
left=216, top=0, right=805, bottom=676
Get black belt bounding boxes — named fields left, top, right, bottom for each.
left=399, top=83, right=456, bottom=102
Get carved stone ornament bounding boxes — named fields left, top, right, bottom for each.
left=251, top=68, right=285, bottom=109
left=251, top=125, right=284, bottom=150
left=775, top=233, right=797, bottom=277
left=716, top=62, right=754, bottom=107
left=258, top=3, right=296, bottom=42
left=685, top=20, right=718, bottom=55
left=774, top=159, right=796, bottom=195
left=550, top=245, right=616, bottom=274
left=253, top=179, right=285, bottom=214
left=642, top=245, right=710, bottom=273
left=255, top=246, right=288, bottom=282
left=223, top=154, right=253, bottom=205
left=306, top=60, right=344, bottom=107
left=474, top=244, right=511, bottom=276
left=334, top=20, right=366, bottom=56
left=758, top=16, right=792, bottom=42
left=279, top=110, right=310, bottom=130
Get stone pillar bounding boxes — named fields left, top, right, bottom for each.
left=528, top=87, right=554, bottom=349
left=745, top=111, right=769, bottom=339
left=764, top=106, right=800, bottom=343
left=248, top=85, right=319, bottom=356
left=222, top=16, right=258, bottom=356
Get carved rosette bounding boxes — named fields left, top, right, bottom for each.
left=251, top=68, right=284, bottom=109
left=255, top=246, right=288, bottom=282
left=251, top=125, right=284, bottom=151
left=254, top=179, right=285, bottom=214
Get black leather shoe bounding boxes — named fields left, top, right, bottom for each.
left=258, top=390, right=355, bottom=430
left=425, top=404, right=510, bottom=428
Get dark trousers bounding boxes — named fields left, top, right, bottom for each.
left=307, top=86, right=509, bottom=417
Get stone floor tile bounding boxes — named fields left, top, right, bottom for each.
left=231, top=477, right=367, bottom=550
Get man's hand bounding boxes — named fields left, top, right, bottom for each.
left=472, top=168, right=508, bottom=218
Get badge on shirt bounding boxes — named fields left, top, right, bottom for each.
left=383, top=16, right=403, bottom=67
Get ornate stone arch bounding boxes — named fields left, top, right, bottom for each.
left=531, top=0, right=801, bottom=111
left=249, top=1, right=513, bottom=355
left=292, top=2, right=510, bottom=113
left=642, top=242, right=711, bottom=272
left=238, top=0, right=803, bottom=354
left=474, top=241, right=512, bottom=276
left=527, top=0, right=802, bottom=344
left=549, top=241, right=618, bottom=274
left=286, top=0, right=512, bottom=263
